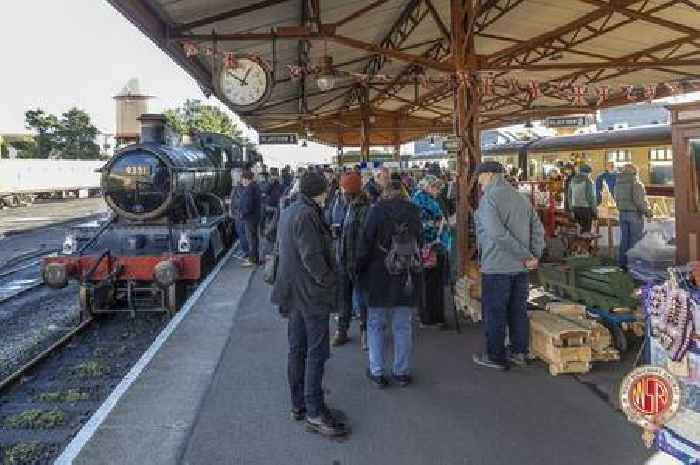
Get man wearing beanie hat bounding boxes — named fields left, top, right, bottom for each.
left=472, top=161, right=545, bottom=371
left=567, top=164, right=597, bottom=234
left=271, top=170, right=347, bottom=437
left=333, top=172, right=371, bottom=349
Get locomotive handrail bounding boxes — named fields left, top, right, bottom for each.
left=78, top=215, right=116, bottom=256
left=81, top=249, right=111, bottom=283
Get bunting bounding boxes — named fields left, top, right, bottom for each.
left=179, top=41, right=692, bottom=107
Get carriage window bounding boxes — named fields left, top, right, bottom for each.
left=606, top=149, right=631, bottom=167
left=649, top=147, right=674, bottom=186
left=650, top=147, right=672, bottom=161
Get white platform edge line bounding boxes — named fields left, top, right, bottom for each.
left=54, top=247, right=236, bottom=465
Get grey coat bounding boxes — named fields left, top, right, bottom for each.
left=271, top=194, right=337, bottom=315
left=614, top=173, right=651, bottom=217
left=475, top=175, right=545, bottom=274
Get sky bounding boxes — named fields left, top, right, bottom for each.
left=0, top=0, right=335, bottom=167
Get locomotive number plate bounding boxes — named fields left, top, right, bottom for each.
left=125, top=166, right=152, bottom=176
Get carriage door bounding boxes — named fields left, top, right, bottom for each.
left=669, top=102, right=700, bottom=263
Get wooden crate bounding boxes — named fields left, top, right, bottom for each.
left=454, top=276, right=482, bottom=323
left=546, top=302, right=586, bottom=319
left=529, top=312, right=592, bottom=375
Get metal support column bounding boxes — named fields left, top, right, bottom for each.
left=360, top=86, right=370, bottom=163
left=451, top=0, right=481, bottom=276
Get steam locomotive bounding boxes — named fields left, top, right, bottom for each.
left=42, top=114, right=260, bottom=318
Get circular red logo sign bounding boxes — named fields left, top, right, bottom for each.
left=628, top=375, right=669, bottom=415
left=620, top=366, right=681, bottom=429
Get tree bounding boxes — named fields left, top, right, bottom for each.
left=57, top=108, right=100, bottom=159
left=25, top=109, right=60, bottom=158
left=11, top=140, right=39, bottom=159
left=24, top=107, right=100, bottom=159
left=165, top=99, right=243, bottom=141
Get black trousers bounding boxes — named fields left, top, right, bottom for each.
left=572, top=207, right=593, bottom=233
left=419, top=251, right=446, bottom=325
left=337, top=271, right=367, bottom=332
left=244, top=219, right=259, bottom=263
left=287, top=308, right=330, bottom=418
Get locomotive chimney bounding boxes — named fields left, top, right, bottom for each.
left=138, top=114, right=167, bottom=144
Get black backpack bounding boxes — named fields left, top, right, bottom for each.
left=379, top=210, right=421, bottom=293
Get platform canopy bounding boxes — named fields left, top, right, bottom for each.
left=108, top=0, right=700, bottom=148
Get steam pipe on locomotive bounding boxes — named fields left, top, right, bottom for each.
left=41, top=114, right=258, bottom=318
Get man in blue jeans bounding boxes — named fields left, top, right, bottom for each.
left=473, top=162, right=545, bottom=370
left=357, top=173, right=422, bottom=387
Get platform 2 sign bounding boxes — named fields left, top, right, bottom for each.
left=258, top=133, right=298, bottom=145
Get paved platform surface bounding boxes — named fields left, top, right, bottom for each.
left=181, top=272, right=652, bottom=465
left=0, top=197, right=107, bottom=237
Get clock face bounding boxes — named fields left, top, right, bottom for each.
left=220, top=57, right=272, bottom=111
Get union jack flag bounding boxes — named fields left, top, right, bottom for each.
left=571, top=81, right=587, bottom=106
left=596, top=85, right=609, bottom=106
left=621, top=85, right=636, bottom=101
left=223, top=52, right=239, bottom=69
left=528, top=80, right=540, bottom=100
left=287, top=65, right=305, bottom=79
left=183, top=42, right=199, bottom=58
left=480, top=74, right=495, bottom=97
left=644, top=84, right=657, bottom=103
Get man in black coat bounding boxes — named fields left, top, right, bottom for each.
left=239, top=170, right=261, bottom=267
left=357, top=173, right=422, bottom=388
left=271, top=171, right=346, bottom=438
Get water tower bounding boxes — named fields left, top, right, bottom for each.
left=113, top=78, right=153, bottom=147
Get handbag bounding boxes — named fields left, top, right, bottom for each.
left=421, top=244, right=438, bottom=269
left=263, top=242, right=279, bottom=285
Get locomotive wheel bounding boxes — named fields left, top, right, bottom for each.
left=79, top=285, right=95, bottom=322
left=165, top=283, right=185, bottom=316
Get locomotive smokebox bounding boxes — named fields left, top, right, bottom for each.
left=138, top=114, right=167, bottom=145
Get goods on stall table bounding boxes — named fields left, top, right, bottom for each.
left=645, top=281, right=696, bottom=362
left=627, top=229, right=676, bottom=283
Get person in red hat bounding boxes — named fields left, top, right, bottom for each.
left=333, top=171, right=371, bottom=350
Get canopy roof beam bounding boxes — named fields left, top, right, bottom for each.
left=176, top=0, right=293, bottom=31
left=488, top=0, right=657, bottom=65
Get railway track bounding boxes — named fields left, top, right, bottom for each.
left=0, top=249, right=58, bottom=305
left=0, top=311, right=168, bottom=465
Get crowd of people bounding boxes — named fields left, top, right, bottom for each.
left=226, top=157, right=653, bottom=438
left=545, top=160, right=651, bottom=267
left=229, top=160, right=542, bottom=438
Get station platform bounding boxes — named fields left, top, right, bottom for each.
left=59, top=253, right=652, bottom=465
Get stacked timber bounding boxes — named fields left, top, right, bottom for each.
left=530, top=311, right=592, bottom=376
left=544, top=302, right=620, bottom=362
left=454, top=276, right=482, bottom=323
left=454, top=263, right=482, bottom=323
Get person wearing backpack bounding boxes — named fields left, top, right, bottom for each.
left=357, top=173, right=423, bottom=388
left=567, top=164, right=597, bottom=234
left=473, top=161, right=545, bottom=371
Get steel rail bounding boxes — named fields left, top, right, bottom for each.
left=0, top=318, right=94, bottom=393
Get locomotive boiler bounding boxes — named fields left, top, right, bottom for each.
left=42, top=114, right=255, bottom=317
